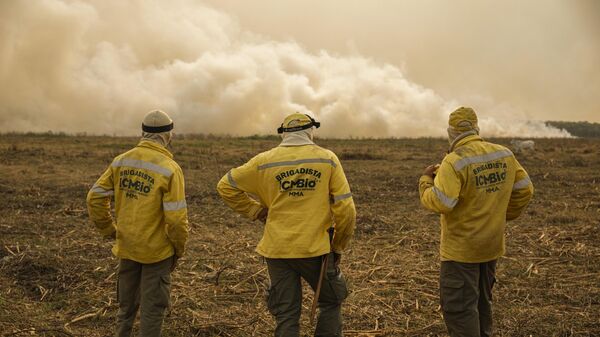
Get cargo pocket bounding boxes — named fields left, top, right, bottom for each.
left=158, top=274, right=171, bottom=309
left=326, top=270, right=349, bottom=304
left=265, top=282, right=281, bottom=316
left=440, top=278, right=465, bottom=313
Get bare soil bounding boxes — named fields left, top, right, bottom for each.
left=0, top=134, right=598, bottom=336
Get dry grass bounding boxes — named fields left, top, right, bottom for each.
left=0, top=134, right=599, bottom=336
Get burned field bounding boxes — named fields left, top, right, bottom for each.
left=0, top=134, right=599, bottom=336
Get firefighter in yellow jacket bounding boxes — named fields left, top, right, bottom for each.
left=217, top=112, right=356, bottom=337
left=87, top=110, right=189, bottom=337
left=419, top=107, right=534, bottom=337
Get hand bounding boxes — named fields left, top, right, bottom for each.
left=171, top=255, right=179, bottom=272
left=422, top=164, right=440, bottom=178
left=256, top=207, right=268, bottom=223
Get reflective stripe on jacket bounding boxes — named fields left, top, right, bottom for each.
left=217, top=144, right=356, bottom=258
left=419, top=135, right=534, bottom=263
left=87, top=140, right=190, bottom=264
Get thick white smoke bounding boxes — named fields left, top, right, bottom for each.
left=0, top=0, right=570, bottom=137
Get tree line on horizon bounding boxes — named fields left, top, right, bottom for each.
left=545, top=121, right=600, bottom=138
left=2, top=121, right=600, bottom=138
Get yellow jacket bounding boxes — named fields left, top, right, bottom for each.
left=217, top=144, right=356, bottom=258
left=419, top=135, right=534, bottom=263
left=87, top=140, right=190, bottom=264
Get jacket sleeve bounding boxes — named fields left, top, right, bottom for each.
left=507, top=161, right=534, bottom=220
left=216, top=155, right=264, bottom=220
left=163, top=167, right=190, bottom=257
left=419, top=159, right=462, bottom=214
left=86, top=166, right=116, bottom=237
left=329, top=155, right=356, bottom=253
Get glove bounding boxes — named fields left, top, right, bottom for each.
left=256, top=207, right=268, bottom=223
left=422, top=164, right=440, bottom=178
left=333, top=252, right=342, bottom=269
left=171, top=255, right=179, bottom=272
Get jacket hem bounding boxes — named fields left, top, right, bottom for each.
left=255, top=247, right=330, bottom=259
left=113, top=250, right=175, bottom=264
left=440, top=251, right=504, bottom=264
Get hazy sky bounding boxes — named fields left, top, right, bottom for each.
left=0, top=0, right=597, bottom=137
left=206, top=0, right=600, bottom=123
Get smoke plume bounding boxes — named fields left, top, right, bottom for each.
left=0, top=0, right=571, bottom=137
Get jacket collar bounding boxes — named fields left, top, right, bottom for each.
left=137, top=140, right=173, bottom=159
left=449, top=133, right=483, bottom=153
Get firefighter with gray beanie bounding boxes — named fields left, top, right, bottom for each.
left=87, top=110, right=189, bottom=337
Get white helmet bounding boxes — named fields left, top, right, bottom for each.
left=142, top=110, right=173, bottom=133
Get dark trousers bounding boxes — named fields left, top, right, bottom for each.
left=266, top=256, right=348, bottom=337
left=440, top=260, right=497, bottom=337
left=116, top=256, right=173, bottom=337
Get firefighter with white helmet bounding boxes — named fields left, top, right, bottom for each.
left=217, top=112, right=356, bottom=337
left=419, top=107, right=534, bottom=337
left=87, top=110, right=189, bottom=337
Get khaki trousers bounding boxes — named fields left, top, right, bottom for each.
left=116, top=256, right=173, bottom=337
left=266, top=255, right=348, bottom=337
left=440, top=260, right=497, bottom=337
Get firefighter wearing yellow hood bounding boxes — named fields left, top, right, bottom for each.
left=87, top=110, right=189, bottom=337
left=419, top=107, right=534, bottom=337
left=217, top=112, right=356, bottom=337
